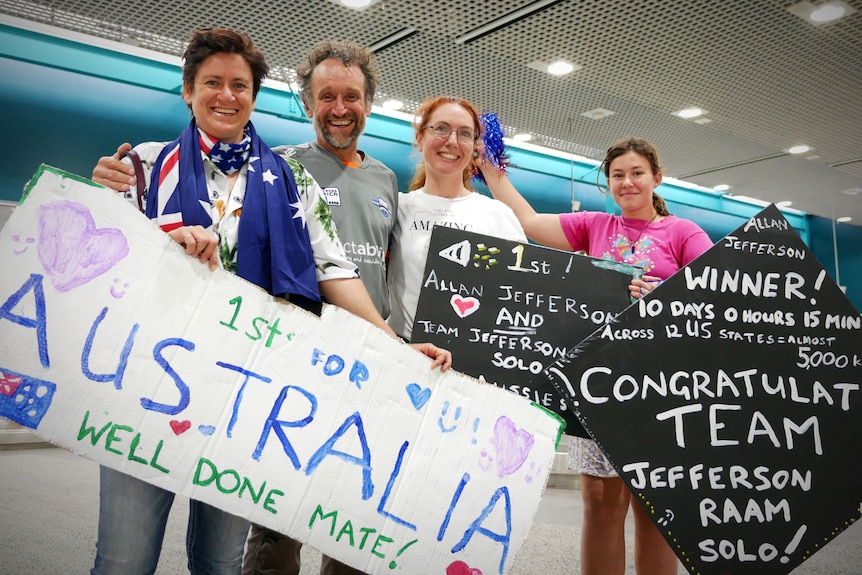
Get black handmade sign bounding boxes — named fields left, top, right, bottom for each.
left=411, top=226, right=641, bottom=436
left=543, top=204, right=862, bottom=575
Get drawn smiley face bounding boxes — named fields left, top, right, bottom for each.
left=109, top=275, right=131, bottom=298
left=437, top=400, right=464, bottom=433
left=12, top=234, right=35, bottom=255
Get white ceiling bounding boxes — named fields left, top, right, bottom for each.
left=2, top=0, right=860, bottom=224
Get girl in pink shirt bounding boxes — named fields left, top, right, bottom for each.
left=480, top=137, right=712, bottom=575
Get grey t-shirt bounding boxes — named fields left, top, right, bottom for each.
left=275, top=142, right=398, bottom=318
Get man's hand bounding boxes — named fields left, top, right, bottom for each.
left=92, top=143, right=136, bottom=192
left=408, top=342, right=453, bottom=372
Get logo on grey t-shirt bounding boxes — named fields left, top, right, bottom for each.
left=371, top=197, right=392, bottom=218
left=322, top=187, right=341, bottom=206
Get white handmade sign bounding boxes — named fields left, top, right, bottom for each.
left=0, top=166, right=563, bottom=575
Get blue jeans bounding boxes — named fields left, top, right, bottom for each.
left=92, top=466, right=249, bottom=575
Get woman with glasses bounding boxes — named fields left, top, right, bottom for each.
left=386, top=96, right=527, bottom=340
left=478, top=137, right=712, bottom=575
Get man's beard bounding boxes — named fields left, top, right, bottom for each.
left=316, top=115, right=363, bottom=150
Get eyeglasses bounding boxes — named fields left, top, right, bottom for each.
left=425, top=123, right=477, bottom=143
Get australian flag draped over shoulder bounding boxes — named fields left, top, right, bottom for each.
left=145, top=119, right=320, bottom=303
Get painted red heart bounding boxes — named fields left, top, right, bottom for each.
left=0, top=372, right=24, bottom=397
left=446, top=560, right=483, bottom=575
left=450, top=295, right=480, bottom=318
left=170, top=420, right=191, bottom=435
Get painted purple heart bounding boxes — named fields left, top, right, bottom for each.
left=492, top=415, right=535, bottom=478
left=37, top=200, right=129, bottom=292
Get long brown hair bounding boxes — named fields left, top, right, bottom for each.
left=408, top=96, right=482, bottom=191
left=601, top=137, right=671, bottom=216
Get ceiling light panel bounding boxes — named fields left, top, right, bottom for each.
left=1, top=0, right=860, bottom=224
left=5, top=0, right=858, bottom=171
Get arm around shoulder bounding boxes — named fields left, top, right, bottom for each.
left=92, top=143, right=135, bottom=192
left=281, top=155, right=360, bottom=282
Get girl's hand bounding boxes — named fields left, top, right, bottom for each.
left=408, top=342, right=453, bottom=372
left=629, top=275, right=664, bottom=299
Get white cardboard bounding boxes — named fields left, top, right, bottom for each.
left=0, top=166, right=563, bottom=575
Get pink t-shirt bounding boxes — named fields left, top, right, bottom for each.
left=559, top=212, right=713, bottom=279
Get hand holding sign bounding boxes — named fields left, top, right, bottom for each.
left=0, top=166, right=564, bottom=575
left=543, top=205, right=862, bottom=575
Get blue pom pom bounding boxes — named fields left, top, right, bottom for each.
left=473, top=112, right=509, bottom=185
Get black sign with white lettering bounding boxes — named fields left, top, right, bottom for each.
left=411, top=226, right=640, bottom=436
left=543, top=204, right=862, bottom=575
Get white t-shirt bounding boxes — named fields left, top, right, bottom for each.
left=387, top=189, right=527, bottom=339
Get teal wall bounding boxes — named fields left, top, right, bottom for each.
left=1, top=22, right=858, bottom=310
